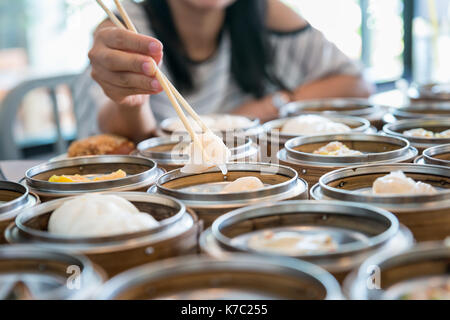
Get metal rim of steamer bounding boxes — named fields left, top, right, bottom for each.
left=261, top=115, right=371, bottom=145
left=390, top=102, right=450, bottom=120
left=315, top=163, right=450, bottom=208
left=421, top=143, right=450, bottom=167
left=383, top=119, right=450, bottom=147
left=7, top=192, right=187, bottom=247
left=280, top=133, right=417, bottom=167
left=152, top=162, right=308, bottom=208
left=210, top=200, right=400, bottom=260
left=345, top=242, right=450, bottom=300
left=25, top=155, right=163, bottom=195
left=136, top=135, right=257, bottom=164
left=280, top=97, right=383, bottom=118
left=0, top=244, right=104, bottom=300
left=95, top=254, right=343, bottom=300
left=159, top=115, right=260, bottom=135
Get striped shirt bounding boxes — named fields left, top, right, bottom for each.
left=77, top=0, right=361, bottom=138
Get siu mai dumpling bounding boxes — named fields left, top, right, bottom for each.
left=48, top=194, right=159, bottom=237
left=372, top=171, right=437, bottom=195
left=221, top=177, right=264, bottom=193
left=281, top=115, right=351, bottom=135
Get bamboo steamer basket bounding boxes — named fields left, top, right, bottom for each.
left=383, top=102, right=450, bottom=124
left=200, top=200, right=413, bottom=283
left=278, top=133, right=418, bottom=187
left=4, top=192, right=201, bottom=278
left=96, top=254, right=343, bottom=300
left=310, top=163, right=450, bottom=242
left=409, top=82, right=450, bottom=102
left=25, top=155, right=164, bottom=202
left=148, top=163, right=308, bottom=228
left=0, top=181, right=39, bottom=244
left=344, top=242, right=450, bottom=300
left=280, top=98, right=386, bottom=129
left=258, top=115, right=371, bottom=163
left=136, top=135, right=259, bottom=172
left=158, top=114, right=260, bottom=136
left=383, top=119, right=450, bottom=154
left=0, top=245, right=105, bottom=299
left=415, top=143, right=450, bottom=167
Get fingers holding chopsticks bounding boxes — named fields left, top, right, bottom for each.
left=89, top=24, right=164, bottom=107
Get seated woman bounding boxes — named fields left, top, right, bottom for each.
left=86, top=0, right=373, bottom=142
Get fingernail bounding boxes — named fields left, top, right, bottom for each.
left=142, top=62, right=153, bottom=76
left=149, top=41, right=162, bottom=55
left=151, top=79, right=161, bottom=90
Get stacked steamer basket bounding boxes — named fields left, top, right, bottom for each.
left=345, top=242, right=450, bottom=300
left=24, top=156, right=164, bottom=202
left=383, top=119, right=450, bottom=154
left=382, top=102, right=450, bottom=124
left=258, top=115, right=371, bottom=163
left=148, top=163, right=308, bottom=228
left=0, top=182, right=39, bottom=244
left=278, top=133, right=417, bottom=187
left=96, top=254, right=343, bottom=300
left=157, top=114, right=261, bottom=137
left=5, top=193, right=201, bottom=277
left=136, top=135, right=259, bottom=172
left=0, top=245, right=105, bottom=299
left=415, top=144, right=450, bottom=166
left=280, top=98, right=386, bottom=130
left=408, top=82, right=450, bottom=102
left=200, top=201, right=413, bottom=283
left=310, top=163, right=450, bottom=241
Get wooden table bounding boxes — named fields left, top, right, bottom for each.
left=0, top=160, right=43, bottom=182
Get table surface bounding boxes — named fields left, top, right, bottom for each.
left=0, top=160, right=43, bottom=182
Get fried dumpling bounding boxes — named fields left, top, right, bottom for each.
left=221, top=177, right=264, bottom=193
left=372, top=171, right=437, bottom=195
left=281, top=115, right=351, bottom=135
left=180, top=131, right=231, bottom=175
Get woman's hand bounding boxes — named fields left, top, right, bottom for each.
left=89, top=23, right=164, bottom=108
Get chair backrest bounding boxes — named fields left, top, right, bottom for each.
left=0, top=74, right=79, bottom=160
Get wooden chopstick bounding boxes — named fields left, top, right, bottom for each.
left=95, top=0, right=126, bottom=30
left=95, top=0, right=211, bottom=161
left=160, top=72, right=210, bottom=133
left=113, top=0, right=137, bottom=33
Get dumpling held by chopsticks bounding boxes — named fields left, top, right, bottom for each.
left=181, top=131, right=231, bottom=175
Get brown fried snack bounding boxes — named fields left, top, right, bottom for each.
left=67, top=134, right=135, bottom=157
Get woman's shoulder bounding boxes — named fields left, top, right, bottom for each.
left=266, top=0, right=310, bottom=35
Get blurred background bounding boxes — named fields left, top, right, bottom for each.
left=0, top=0, right=449, bottom=159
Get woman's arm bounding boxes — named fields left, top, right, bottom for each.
left=89, top=20, right=164, bottom=142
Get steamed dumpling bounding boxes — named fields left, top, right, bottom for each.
left=372, top=171, right=437, bottom=195
left=221, top=177, right=264, bottom=193
left=403, top=128, right=435, bottom=138
left=281, top=115, right=351, bottom=135
left=403, top=128, right=450, bottom=138
left=48, top=194, right=159, bottom=237
left=181, top=131, right=231, bottom=175
left=313, top=141, right=363, bottom=156
left=247, top=231, right=338, bottom=255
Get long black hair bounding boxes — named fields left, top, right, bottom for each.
left=142, top=0, right=286, bottom=98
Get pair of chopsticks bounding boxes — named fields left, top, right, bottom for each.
left=96, top=0, right=211, bottom=160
